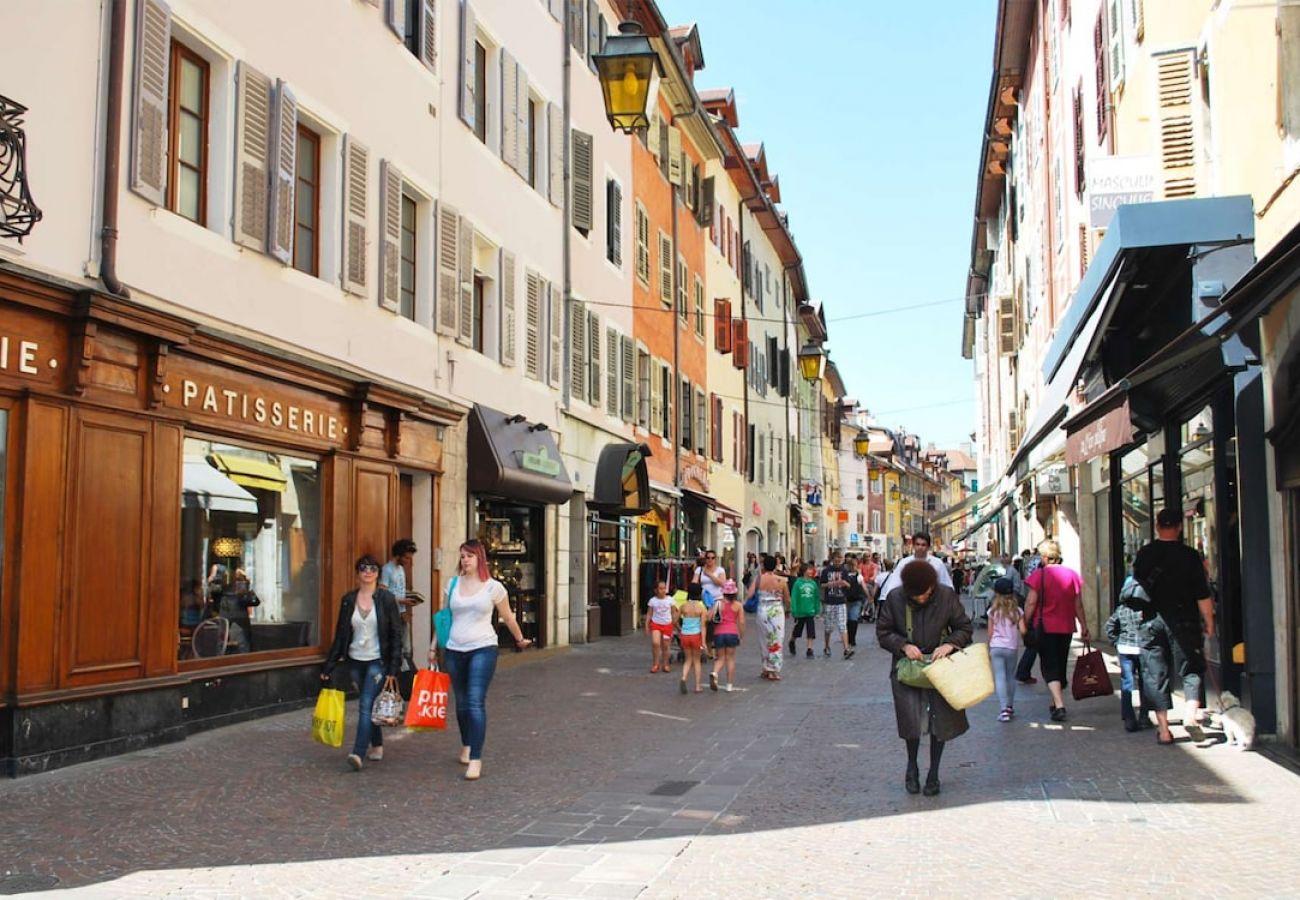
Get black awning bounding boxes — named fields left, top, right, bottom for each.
left=467, top=405, right=572, bottom=505
left=589, top=442, right=652, bottom=516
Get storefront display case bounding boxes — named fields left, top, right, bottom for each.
left=475, top=498, right=546, bottom=648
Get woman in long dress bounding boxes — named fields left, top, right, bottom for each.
left=752, top=555, right=790, bottom=681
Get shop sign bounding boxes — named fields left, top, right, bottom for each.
left=681, top=462, right=710, bottom=492
left=849, top=532, right=860, bottom=545
left=1036, top=463, right=1073, bottom=496
left=1065, top=399, right=1135, bottom=466
left=0, top=309, right=67, bottom=388
left=803, top=522, right=818, bottom=535
left=520, top=445, right=562, bottom=477
left=1087, top=156, right=1156, bottom=228
left=836, top=510, right=849, bottom=523
left=163, top=355, right=348, bottom=445
left=752, top=501, right=762, bottom=517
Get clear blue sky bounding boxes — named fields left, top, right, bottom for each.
left=658, top=0, right=994, bottom=450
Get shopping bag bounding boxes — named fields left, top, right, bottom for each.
left=1071, top=643, right=1113, bottom=701
left=405, top=668, right=451, bottom=731
left=895, top=656, right=934, bottom=689
left=311, top=688, right=346, bottom=747
left=371, top=685, right=406, bottom=726
left=924, top=643, right=995, bottom=711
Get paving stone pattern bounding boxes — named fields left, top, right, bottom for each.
left=2, top=630, right=1298, bottom=898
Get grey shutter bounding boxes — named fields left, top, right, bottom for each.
left=668, top=127, right=682, bottom=185
left=525, top=271, right=542, bottom=379
left=418, top=0, right=438, bottom=72
left=547, top=102, right=563, bottom=206
left=457, top=214, right=474, bottom=344
left=620, top=334, right=634, bottom=421
left=568, top=300, right=586, bottom=400
left=232, top=61, right=271, bottom=252
left=605, top=326, right=618, bottom=416
left=267, top=79, right=298, bottom=264
left=436, top=201, right=460, bottom=334
left=378, top=160, right=402, bottom=311
left=548, top=0, right=561, bottom=20
left=459, top=0, right=477, bottom=129
left=606, top=180, right=622, bottom=265
left=588, top=310, right=601, bottom=406
left=515, top=64, right=530, bottom=179
left=568, top=0, right=584, bottom=54
left=500, top=50, right=518, bottom=169
left=548, top=283, right=563, bottom=389
left=342, top=135, right=369, bottom=295
left=499, top=249, right=517, bottom=366
left=129, top=0, right=171, bottom=205
left=572, top=129, right=594, bottom=232
left=586, top=0, right=599, bottom=70
left=649, top=358, right=662, bottom=435
left=386, top=0, right=407, bottom=40
left=698, top=176, right=715, bottom=228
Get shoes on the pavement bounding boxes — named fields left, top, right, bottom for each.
left=709, top=672, right=719, bottom=692
left=459, top=746, right=471, bottom=765
left=806, top=648, right=814, bottom=659
left=823, top=648, right=831, bottom=658
left=1006, top=706, right=1014, bottom=719
left=650, top=665, right=660, bottom=673
left=1017, top=676, right=1038, bottom=685
left=1049, top=706, right=1068, bottom=722
left=1157, top=733, right=1176, bottom=746
left=788, top=639, right=796, bottom=656
left=843, top=649, right=855, bottom=660
left=724, top=683, right=734, bottom=692
left=923, top=775, right=941, bottom=797
left=366, top=747, right=384, bottom=761
left=997, top=708, right=1012, bottom=722
left=465, top=760, right=482, bottom=780
left=346, top=754, right=363, bottom=771
left=905, top=767, right=921, bottom=795
left=1124, top=719, right=1141, bottom=733
left=679, top=679, right=688, bottom=694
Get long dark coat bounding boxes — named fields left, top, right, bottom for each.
left=876, top=585, right=974, bottom=741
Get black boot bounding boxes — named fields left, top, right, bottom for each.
left=923, top=773, right=941, bottom=796
left=905, top=766, right=921, bottom=795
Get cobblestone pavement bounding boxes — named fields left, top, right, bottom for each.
left=3, top=629, right=1299, bottom=898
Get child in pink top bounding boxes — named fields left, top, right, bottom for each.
left=987, top=577, right=1022, bottom=722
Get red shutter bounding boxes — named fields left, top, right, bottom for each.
left=714, top=299, right=733, bottom=352
left=732, top=319, right=749, bottom=368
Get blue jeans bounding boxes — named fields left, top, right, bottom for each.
left=1119, top=653, right=1143, bottom=723
left=990, top=646, right=1018, bottom=711
left=347, top=658, right=385, bottom=757
left=444, top=646, right=499, bottom=760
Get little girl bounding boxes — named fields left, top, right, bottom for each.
left=646, top=581, right=675, bottom=673
left=987, top=576, right=1021, bottom=722
left=677, top=584, right=708, bottom=694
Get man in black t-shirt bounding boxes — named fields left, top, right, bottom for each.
left=1132, top=508, right=1216, bottom=742
left=819, top=551, right=853, bottom=659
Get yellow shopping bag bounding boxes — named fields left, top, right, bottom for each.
left=311, top=688, right=346, bottom=748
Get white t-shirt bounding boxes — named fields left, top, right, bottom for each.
left=446, top=578, right=505, bottom=652
left=348, top=604, right=381, bottom=661
left=695, top=565, right=725, bottom=606
left=878, top=554, right=954, bottom=598
left=647, top=596, right=675, bottom=625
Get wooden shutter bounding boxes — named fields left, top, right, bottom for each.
left=732, top=320, right=749, bottom=369
left=588, top=310, right=601, bottom=406
left=607, top=180, right=622, bottom=265
left=1156, top=50, right=1197, bottom=199
left=570, top=300, right=587, bottom=401
left=657, top=116, right=669, bottom=178
left=458, top=214, right=474, bottom=344
left=676, top=259, right=687, bottom=321
left=572, top=129, right=594, bottom=232
left=568, top=0, right=585, bottom=54
left=997, top=294, right=1017, bottom=356
left=620, top=334, right=634, bottom=421
left=268, top=79, right=298, bottom=264
left=342, top=135, right=369, bottom=295
left=779, top=349, right=789, bottom=397
left=635, top=204, right=649, bottom=282
left=695, top=389, right=706, bottom=456
left=1072, top=85, right=1085, bottom=200
left=232, top=61, right=271, bottom=252
left=1107, top=0, right=1125, bottom=90
left=548, top=283, right=562, bottom=388
left=586, top=0, right=600, bottom=70
left=698, top=176, right=715, bottom=227
left=767, top=336, right=779, bottom=388
left=418, top=0, right=438, bottom=72
left=386, top=0, right=407, bottom=39
left=658, top=233, right=672, bottom=305
left=436, top=201, right=460, bottom=334
left=668, top=127, right=683, bottom=185
left=515, top=64, right=529, bottom=177
left=548, top=102, right=563, bottom=205
left=1079, top=224, right=1090, bottom=278
left=712, top=395, right=723, bottom=461
left=129, top=0, right=171, bottom=205
left=525, top=271, right=542, bottom=379
left=1093, top=13, right=1108, bottom=141
left=714, top=299, right=732, bottom=352
left=500, top=249, right=517, bottom=366
left=683, top=163, right=695, bottom=211
left=459, top=0, right=477, bottom=130
left=378, top=160, right=403, bottom=312
left=605, top=327, right=618, bottom=416
left=649, top=358, right=663, bottom=435
left=500, top=50, right=519, bottom=170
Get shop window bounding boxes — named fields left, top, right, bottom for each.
left=167, top=42, right=210, bottom=224
left=179, top=438, right=322, bottom=660
left=293, top=124, right=321, bottom=276
left=475, top=498, right=545, bottom=647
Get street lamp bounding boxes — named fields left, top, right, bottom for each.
left=592, top=22, right=662, bottom=133
left=797, top=341, right=825, bottom=383
left=853, top=428, right=870, bottom=458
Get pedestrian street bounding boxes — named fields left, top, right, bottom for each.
left=2, top=632, right=1296, bottom=899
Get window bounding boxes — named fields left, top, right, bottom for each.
left=677, top=258, right=688, bottom=323
left=680, top=379, right=692, bottom=450
left=658, top=232, right=672, bottom=306
left=636, top=347, right=650, bottom=429
left=757, top=431, right=766, bottom=484
left=871, top=510, right=881, bottom=533
left=473, top=41, right=488, bottom=144
left=525, top=99, right=538, bottom=187
left=180, top=438, right=322, bottom=658
left=695, top=388, right=706, bottom=457
left=635, top=203, right=650, bottom=283
left=293, top=125, right=321, bottom=276
left=693, top=276, right=705, bottom=337
left=167, top=42, right=210, bottom=223
left=659, top=363, right=673, bottom=437
left=472, top=274, right=486, bottom=352
left=606, top=179, right=623, bottom=266
left=399, top=193, right=417, bottom=320
left=856, top=478, right=864, bottom=498
left=871, top=473, right=882, bottom=494
left=857, top=513, right=865, bottom=534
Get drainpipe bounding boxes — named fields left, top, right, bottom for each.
left=670, top=121, right=681, bottom=552
left=100, top=0, right=129, bottom=297
left=559, top=18, right=574, bottom=640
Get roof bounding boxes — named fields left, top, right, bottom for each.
left=941, top=449, right=977, bottom=470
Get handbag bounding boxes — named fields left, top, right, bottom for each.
left=925, top=643, right=995, bottom=711
left=310, top=688, right=346, bottom=747
left=371, top=683, right=406, bottom=726
left=1070, top=642, right=1113, bottom=701
left=405, top=667, right=451, bottom=731
left=433, top=576, right=457, bottom=650
left=894, top=604, right=934, bottom=689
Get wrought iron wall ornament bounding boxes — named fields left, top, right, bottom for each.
left=0, top=95, right=42, bottom=240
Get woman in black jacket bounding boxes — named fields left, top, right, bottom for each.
left=877, top=560, right=973, bottom=797
left=320, top=554, right=404, bottom=771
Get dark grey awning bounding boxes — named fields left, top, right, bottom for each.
left=467, top=405, right=572, bottom=505
left=590, top=442, right=652, bottom=516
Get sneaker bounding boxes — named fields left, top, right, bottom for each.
left=788, top=639, right=796, bottom=656
left=724, top=683, right=733, bottom=692
left=365, top=747, right=384, bottom=761
left=997, top=708, right=1012, bottom=722
left=806, top=648, right=814, bottom=659
left=346, top=754, right=363, bottom=771
left=709, top=672, right=718, bottom=692
left=844, top=649, right=855, bottom=660
left=1049, top=706, right=1068, bottom=722
left=823, top=648, right=831, bottom=658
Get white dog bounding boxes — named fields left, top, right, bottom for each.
left=1219, top=691, right=1256, bottom=751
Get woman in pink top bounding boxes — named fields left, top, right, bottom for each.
left=1019, top=540, right=1090, bottom=722
left=709, top=581, right=745, bottom=692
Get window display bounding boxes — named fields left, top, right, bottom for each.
left=474, top=497, right=545, bottom=647
left=179, top=437, right=321, bottom=659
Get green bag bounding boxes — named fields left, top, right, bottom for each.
left=433, top=577, right=457, bottom=650
left=894, top=604, right=934, bottom=689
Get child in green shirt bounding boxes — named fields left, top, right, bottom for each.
left=788, top=563, right=823, bottom=659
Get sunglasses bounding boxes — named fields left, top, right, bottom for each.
left=357, top=564, right=380, bottom=573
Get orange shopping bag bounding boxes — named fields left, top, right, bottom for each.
left=405, top=668, right=451, bottom=731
